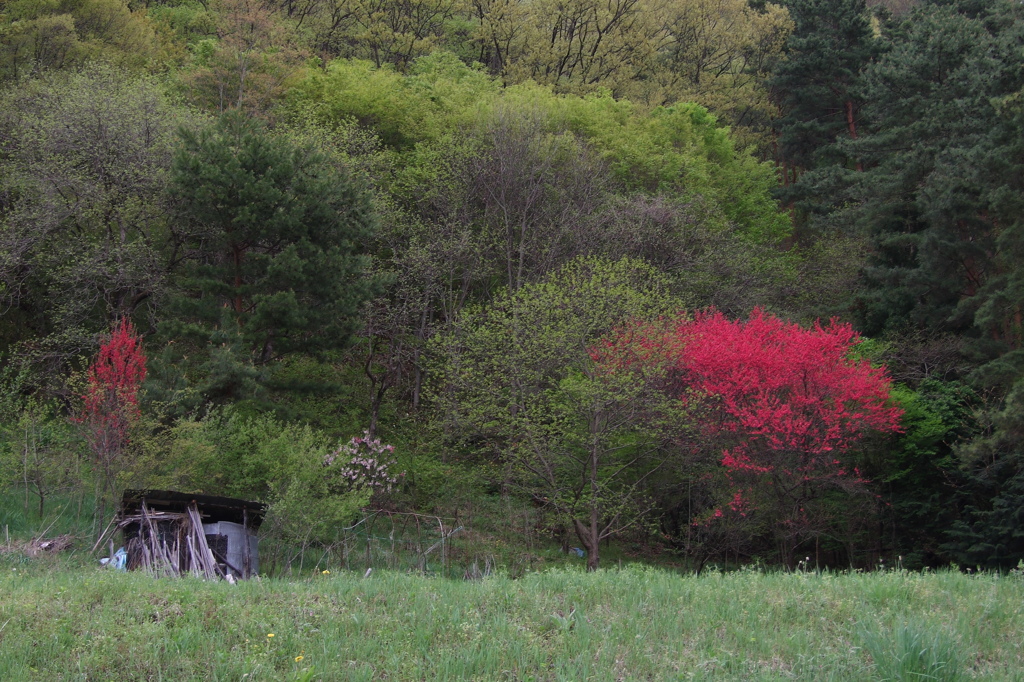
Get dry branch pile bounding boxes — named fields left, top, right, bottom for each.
left=1, top=533, right=75, bottom=557
left=104, top=502, right=227, bottom=580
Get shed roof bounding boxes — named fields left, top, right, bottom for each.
left=120, top=489, right=267, bottom=529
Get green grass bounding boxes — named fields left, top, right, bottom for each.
left=0, top=490, right=99, bottom=539
left=1, top=556, right=1022, bottom=681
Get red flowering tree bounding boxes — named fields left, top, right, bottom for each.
left=75, top=319, right=147, bottom=521
left=593, top=309, right=903, bottom=563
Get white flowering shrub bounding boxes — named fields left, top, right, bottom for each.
left=324, top=432, right=402, bottom=493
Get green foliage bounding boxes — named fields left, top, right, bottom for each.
left=0, top=66, right=194, bottom=384
left=430, top=256, right=680, bottom=441
left=162, top=408, right=371, bottom=545
left=868, top=379, right=978, bottom=567
left=887, top=380, right=976, bottom=482
left=288, top=53, right=498, bottom=148
left=176, top=0, right=309, bottom=116
left=147, top=0, right=217, bottom=47
left=773, top=0, right=876, bottom=170
left=292, top=61, right=789, bottom=242
left=783, top=230, right=870, bottom=323
left=0, top=364, right=94, bottom=525
left=430, top=256, right=682, bottom=568
left=0, top=400, right=83, bottom=518
left=944, top=380, right=1024, bottom=570
left=559, top=96, right=790, bottom=242
left=260, top=354, right=367, bottom=434
left=781, top=9, right=1024, bottom=584
left=0, top=0, right=170, bottom=81
left=6, top=0, right=1023, bottom=571
left=232, top=0, right=794, bottom=145
left=494, top=86, right=791, bottom=242
left=832, top=1, right=1024, bottom=354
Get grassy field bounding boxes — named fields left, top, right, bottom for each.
left=1, top=553, right=1022, bottom=681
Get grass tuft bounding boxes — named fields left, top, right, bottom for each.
left=858, top=618, right=967, bottom=682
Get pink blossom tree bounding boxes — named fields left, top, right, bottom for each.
left=595, top=308, right=903, bottom=563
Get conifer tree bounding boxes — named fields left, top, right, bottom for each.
left=944, top=380, right=1024, bottom=570
left=166, top=112, right=377, bottom=399
left=842, top=0, right=1024, bottom=346
left=835, top=1, right=1024, bottom=567
left=771, top=0, right=877, bottom=215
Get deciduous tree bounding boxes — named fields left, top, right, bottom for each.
left=74, top=318, right=147, bottom=523
left=430, top=257, right=682, bottom=569
left=597, top=308, right=903, bottom=563
left=0, top=0, right=165, bottom=82
left=182, top=0, right=308, bottom=116
left=0, top=67, right=190, bottom=391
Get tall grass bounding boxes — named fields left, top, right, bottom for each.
left=0, top=491, right=98, bottom=541
left=858, top=619, right=967, bottom=681
left=1, top=558, right=1021, bottom=681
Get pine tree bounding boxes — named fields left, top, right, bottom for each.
left=771, top=0, right=877, bottom=216
left=165, top=112, right=378, bottom=399
left=944, top=380, right=1024, bottom=570
left=843, top=1, right=1024, bottom=345
left=835, top=1, right=1024, bottom=567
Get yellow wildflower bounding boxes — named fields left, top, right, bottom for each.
left=295, top=655, right=304, bottom=662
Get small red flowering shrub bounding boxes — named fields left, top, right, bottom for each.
left=74, top=319, right=147, bottom=508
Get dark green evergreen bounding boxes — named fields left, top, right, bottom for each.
left=944, top=381, right=1024, bottom=569
left=840, top=1, right=1024, bottom=350
left=834, top=1, right=1024, bottom=569
left=771, top=0, right=877, bottom=217
left=164, top=113, right=378, bottom=400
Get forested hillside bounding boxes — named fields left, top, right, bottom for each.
left=2, top=0, right=1022, bottom=572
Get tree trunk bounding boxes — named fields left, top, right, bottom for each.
left=412, top=354, right=422, bottom=409
left=368, top=382, right=386, bottom=439
left=232, top=245, right=245, bottom=316
left=845, top=100, right=858, bottom=139
left=574, top=413, right=603, bottom=571
left=573, top=518, right=599, bottom=571
left=845, top=101, right=864, bottom=172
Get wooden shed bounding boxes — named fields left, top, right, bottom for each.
left=113, top=490, right=266, bottom=580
